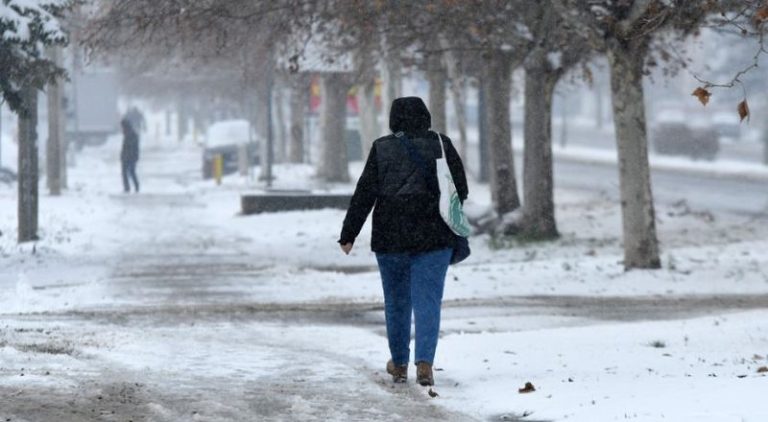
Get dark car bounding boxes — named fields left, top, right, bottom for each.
left=652, top=122, right=719, bottom=161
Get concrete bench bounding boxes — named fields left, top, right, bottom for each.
left=241, top=190, right=352, bottom=215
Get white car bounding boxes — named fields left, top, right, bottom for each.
left=202, top=119, right=259, bottom=178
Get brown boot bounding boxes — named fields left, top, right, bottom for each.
left=386, top=359, right=408, bottom=383
left=416, top=361, right=434, bottom=386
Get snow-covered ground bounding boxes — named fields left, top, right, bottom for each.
left=1, top=135, right=767, bottom=421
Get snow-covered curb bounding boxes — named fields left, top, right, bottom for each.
left=543, top=143, right=768, bottom=181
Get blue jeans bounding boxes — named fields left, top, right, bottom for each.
left=375, top=248, right=452, bottom=366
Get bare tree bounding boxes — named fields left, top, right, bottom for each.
left=85, top=0, right=315, bottom=181
left=317, top=72, right=352, bottom=182
left=520, top=2, right=591, bottom=240
left=552, top=1, right=718, bottom=269
left=288, top=73, right=310, bottom=163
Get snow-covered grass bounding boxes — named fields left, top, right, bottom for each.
left=1, top=135, right=768, bottom=421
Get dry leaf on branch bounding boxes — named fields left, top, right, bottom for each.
left=518, top=382, right=536, bottom=394
left=738, top=100, right=750, bottom=122
left=755, top=5, right=768, bottom=25
left=692, top=87, right=711, bottom=106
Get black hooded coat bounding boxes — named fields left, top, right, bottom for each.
left=339, top=97, right=468, bottom=253
left=120, top=119, right=140, bottom=163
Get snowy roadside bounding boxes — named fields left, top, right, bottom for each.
left=1, top=138, right=767, bottom=421
left=2, top=135, right=768, bottom=309
left=548, top=143, right=768, bottom=182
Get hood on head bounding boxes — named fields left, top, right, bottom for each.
left=389, top=97, right=431, bottom=134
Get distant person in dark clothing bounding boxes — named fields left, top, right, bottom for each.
left=121, top=118, right=140, bottom=193
left=124, top=106, right=146, bottom=134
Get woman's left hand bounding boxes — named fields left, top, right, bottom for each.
left=340, top=243, right=353, bottom=255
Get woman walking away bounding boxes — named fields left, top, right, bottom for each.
left=120, top=117, right=140, bottom=193
left=339, top=96, right=468, bottom=386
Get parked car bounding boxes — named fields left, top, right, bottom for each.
left=651, top=122, right=719, bottom=161
left=202, top=120, right=259, bottom=179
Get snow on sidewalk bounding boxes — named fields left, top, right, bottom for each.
left=0, top=136, right=767, bottom=421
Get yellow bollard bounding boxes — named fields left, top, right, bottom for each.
left=213, top=154, right=223, bottom=185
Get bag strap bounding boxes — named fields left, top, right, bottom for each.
left=435, top=131, right=446, bottom=161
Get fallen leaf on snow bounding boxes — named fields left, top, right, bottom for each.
left=518, top=382, right=536, bottom=393
left=757, top=366, right=768, bottom=373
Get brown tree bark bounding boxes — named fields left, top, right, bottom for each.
left=607, top=45, right=661, bottom=269
left=483, top=53, right=520, bottom=215
left=317, top=73, right=351, bottom=183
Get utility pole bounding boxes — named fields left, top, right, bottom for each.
left=46, top=46, right=64, bottom=195
left=18, top=85, right=39, bottom=242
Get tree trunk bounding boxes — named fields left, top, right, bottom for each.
left=288, top=75, right=309, bottom=163
left=382, top=47, right=402, bottom=123
left=357, top=79, right=379, bottom=158
left=46, top=50, right=64, bottom=196
left=254, top=62, right=274, bottom=182
left=317, top=73, right=350, bottom=183
left=521, top=65, right=559, bottom=239
left=449, top=75, right=468, bottom=160
left=440, top=36, right=468, bottom=159
left=478, top=76, right=489, bottom=182
left=607, top=46, right=661, bottom=270
left=355, top=49, right=380, bottom=157
left=484, top=53, right=520, bottom=215
left=427, top=52, right=447, bottom=133
left=177, top=98, right=188, bottom=142
left=274, top=85, right=287, bottom=163
left=18, top=85, right=39, bottom=243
